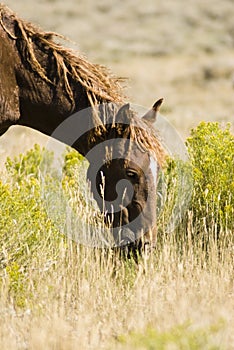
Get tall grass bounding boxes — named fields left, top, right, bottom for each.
left=0, top=122, right=233, bottom=349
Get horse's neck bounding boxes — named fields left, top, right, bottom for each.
left=16, top=59, right=96, bottom=155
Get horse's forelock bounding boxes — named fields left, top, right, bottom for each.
left=90, top=104, right=166, bottom=165
left=127, top=119, right=166, bottom=166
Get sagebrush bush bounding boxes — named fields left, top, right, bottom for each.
left=186, top=122, right=234, bottom=234
left=157, top=156, right=193, bottom=236
left=0, top=146, right=65, bottom=305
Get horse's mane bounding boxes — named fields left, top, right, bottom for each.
left=0, top=4, right=123, bottom=109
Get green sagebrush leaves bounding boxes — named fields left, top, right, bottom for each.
left=186, top=121, right=234, bottom=231
left=157, top=156, right=193, bottom=235
left=0, top=145, right=64, bottom=306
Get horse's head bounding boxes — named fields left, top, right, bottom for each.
left=86, top=99, right=165, bottom=248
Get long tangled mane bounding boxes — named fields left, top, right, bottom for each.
left=0, top=4, right=166, bottom=165
left=0, top=4, right=123, bottom=108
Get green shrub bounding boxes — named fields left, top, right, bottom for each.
left=0, top=145, right=67, bottom=306
left=157, top=157, right=193, bottom=235
left=186, top=122, right=234, bottom=233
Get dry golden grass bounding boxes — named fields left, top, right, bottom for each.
left=0, top=224, right=233, bottom=349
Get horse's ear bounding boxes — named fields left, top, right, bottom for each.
left=115, top=103, right=131, bottom=122
left=142, top=98, right=163, bottom=124
left=117, top=103, right=130, bottom=116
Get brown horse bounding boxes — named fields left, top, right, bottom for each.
left=0, top=5, right=165, bottom=255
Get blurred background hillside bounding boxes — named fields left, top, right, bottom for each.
left=1, top=0, right=234, bottom=162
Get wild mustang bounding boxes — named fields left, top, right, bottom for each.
left=0, top=5, right=165, bottom=255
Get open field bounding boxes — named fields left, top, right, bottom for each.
left=0, top=1, right=234, bottom=349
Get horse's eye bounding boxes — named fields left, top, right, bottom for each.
left=126, top=169, right=139, bottom=180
